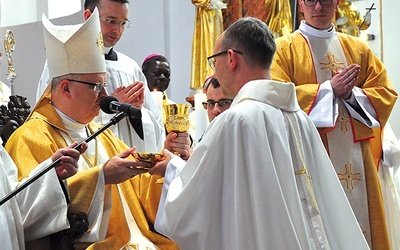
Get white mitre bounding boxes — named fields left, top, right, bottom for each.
left=30, top=8, right=106, bottom=119
left=42, top=7, right=105, bottom=79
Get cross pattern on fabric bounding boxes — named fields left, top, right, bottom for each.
left=337, top=105, right=351, bottom=133
left=337, top=162, right=362, bottom=190
left=320, top=54, right=345, bottom=76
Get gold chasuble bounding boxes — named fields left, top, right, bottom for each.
left=190, top=0, right=224, bottom=89
left=271, top=25, right=397, bottom=250
left=222, top=0, right=292, bottom=37
left=5, top=96, right=178, bottom=250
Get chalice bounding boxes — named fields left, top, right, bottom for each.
left=164, top=104, right=191, bottom=133
left=164, top=104, right=191, bottom=156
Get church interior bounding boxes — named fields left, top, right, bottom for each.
left=1, top=0, right=400, bottom=248
left=0, top=0, right=398, bottom=134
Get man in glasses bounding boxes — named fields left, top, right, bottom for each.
left=202, top=76, right=233, bottom=122
left=150, top=17, right=369, bottom=249
left=271, top=0, right=397, bottom=249
left=6, top=9, right=183, bottom=249
left=36, top=0, right=166, bottom=154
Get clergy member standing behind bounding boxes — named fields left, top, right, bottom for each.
left=142, top=54, right=171, bottom=98
left=270, top=0, right=397, bottom=249
left=0, top=140, right=86, bottom=250
left=142, top=53, right=196, bottom=153
left=142, top=53, right=174, bottom=124
left=202, top=76, right=233, bottom=122
left=150, top=17, right=369, bottom=250
left=36, top=0, right=165, bottom=153
left=6, top=9, right=186, bottom=249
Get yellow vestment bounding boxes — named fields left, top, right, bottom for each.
left=5, top=96, right=178, bottom=250
left=190, top=0, right=224, bottom=89
left=271, top=30, right=397, bottom=250
left=222, top=0, right=292, bottom=37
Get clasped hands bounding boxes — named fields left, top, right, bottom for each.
left=331, top=64, right=360, bottom=100
left=112, top=81, right=145, bottom=109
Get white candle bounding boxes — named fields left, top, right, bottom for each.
left=194, top=90, right=209, bottom=143
left=150, top=90, right=163, bottom=113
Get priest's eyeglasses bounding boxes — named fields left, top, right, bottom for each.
left=100, top=17, right=131, bottom=29
left=303, top=0, right=334, bottom=6
left=67, top=79, right=107, bottom=93
left=207, top=49, right=243, bottom=70
left=202, top=99, right=233, bottom=110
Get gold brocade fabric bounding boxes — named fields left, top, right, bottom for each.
left=271, top=31, right=397, bottom=250
left=264, top=0, right=292, bottom=37
left=4, top=96, right=179, bottom=250
left=190, top=0, right=224, bottom=89
left=222, top=0, right=292, bottom=37
left=335, top=0, right=371, bottom=37
left=190, top=0, right=292, bottom=89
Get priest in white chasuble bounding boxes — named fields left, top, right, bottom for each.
left=152, top=17, right=369, bottom=250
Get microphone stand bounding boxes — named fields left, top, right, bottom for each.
left=0, top=112, right=127, bottom=206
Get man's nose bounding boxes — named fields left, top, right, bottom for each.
left=213, top=103, right=222, bottom=113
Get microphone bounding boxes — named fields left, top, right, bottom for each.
left=100, top=96, right=142, bottom=119
left=100, top=96, right=144, bottom=140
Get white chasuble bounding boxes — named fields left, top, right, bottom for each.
left=155, top=80, right=369, bottom=250
left=0, top=141, right=69, bottom=249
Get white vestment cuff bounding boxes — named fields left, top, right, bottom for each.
left=342, top=87, right=379, bottom=128
left=309, top=80, right=338, bottom=127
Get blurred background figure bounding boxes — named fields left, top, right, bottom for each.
left=202, top=76, right=233, bottom=122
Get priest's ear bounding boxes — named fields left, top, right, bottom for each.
left=227, top=48, right=239, bottom=71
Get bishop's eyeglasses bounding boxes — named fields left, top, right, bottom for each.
left=202, top=99, right=233, bottom=110
left=67, top=79, right=107, bottom=93
left=303, top=0, right=334, bottom=6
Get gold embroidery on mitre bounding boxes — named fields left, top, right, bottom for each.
left=96, top=31, right=105, bottom=55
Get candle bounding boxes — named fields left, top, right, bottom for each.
left=150, top=90, right=163, bottom=113
left=194, top=90, right=209, bottom=143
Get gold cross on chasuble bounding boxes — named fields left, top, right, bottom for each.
left=320, top=54, right=345, bottom=76
left=337, top=162, right=362, bottom=190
